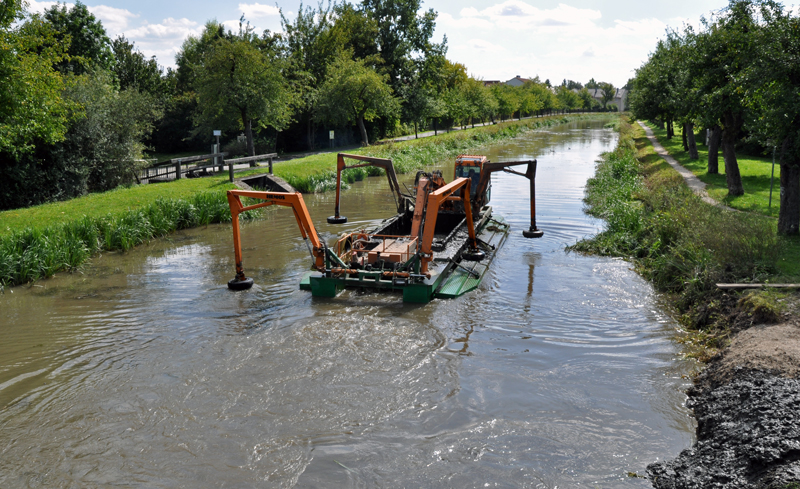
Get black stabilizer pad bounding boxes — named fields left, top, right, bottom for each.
left=461, top=249, right=486, bottom=262
left=523, top=229, right=544, bottom=239
left=228, top=277, right=254, bottom=290
left=327, top=215, right=348, bottom=224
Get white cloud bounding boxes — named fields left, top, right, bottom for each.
left=466, top=38, right=505, bottom=52
left=123, top=18, right=203, bottom=66
left=238, top=2, right=280, bottom=20
left=469, top=1, right=602, bottom=30
left=437, top=0, right=668, bottom=86
left=26, top=1, right=137, bottom=34
left=25, top=0, right=60, bottom=14
left=438, top=12, right=493, bottom=30
left=89, top=5, right=138, bottom=34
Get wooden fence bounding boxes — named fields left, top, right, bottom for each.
left=138, top=152, right=279, bottom=184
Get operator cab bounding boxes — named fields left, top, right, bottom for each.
left=455, top=155, right=489, bottom=203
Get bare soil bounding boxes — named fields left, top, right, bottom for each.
left=648, top=293, right=800, bottom=488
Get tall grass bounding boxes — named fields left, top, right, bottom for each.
left=570, top=120, right=782, bottom=313
left=0, top=191, right=256, bottom=287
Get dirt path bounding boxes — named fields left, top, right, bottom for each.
left=636, top=121, right=733, bottom=209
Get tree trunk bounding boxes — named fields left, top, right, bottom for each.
left=657, top=119, right=665, bottom=129
left=682, top=123, right=689, bottom=151
left=686, top=122, right=699, bottom=160
left=414, top=121, right=418, bottom=139
left=721, top=111, right=744, bottom=196
left=434, top=119, right=437, bottom=136
left=667, top=119, right=674, bottom=139
left=708, top=125, right=721, bottom=174
left=357, top=115, right=369, bottom=146
left=242, top=111, right=255, bottom=156
left=778, top=137, right=800, bottom=235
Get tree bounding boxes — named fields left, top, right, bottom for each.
left=193, top=31, right=293, bottom=156
left=455, top=77, right=496, bottom=127
left=630, top=39, right=681, bottom=137
left=399, top=72, right=438, bottom=137
left=491, top=84, right=519, bottom=121
left=577, top=87, right=595, bottom=111
left=43, top=1, right=113, bottom=75
left=688, top=1, right=766, bottom=196
left=59, top=70, right=162, bottom=192
left=599, top=82, right=615, bottom=110
left=281, top=2, right=336, bottom=149
left=0, top=0, right=24, bottom=27
left=360, top=0, right=443, bottom=97
left=556, top=85, right=581, bottom=112
left=315, top=53, right=399, bottom=145
left=743, top=2, right=800, bottom=234
left=1, top=12, right=73, bottom=156
left=327, top=3, right=380, bottom=63
left=585, top=78, right=599, bottom=89
left=112, top=36, right=172, bottom=98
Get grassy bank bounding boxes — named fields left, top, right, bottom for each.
left=570, top=119, right=796, bottom=357
left=0, top=113, right=607, bottom=288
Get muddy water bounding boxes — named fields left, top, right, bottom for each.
left=0, top=119, right=695, bottom=488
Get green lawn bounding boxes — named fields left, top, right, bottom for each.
left=644, top=121, right=781, bottom=218
left=0, top=177, right=236, bottom=236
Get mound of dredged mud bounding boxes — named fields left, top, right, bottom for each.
left=648, top=321, right=800, bottom=489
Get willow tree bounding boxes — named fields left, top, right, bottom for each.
left=194, top=35, right=292, bottom=156
left=315, top=54, right=398, bottom=145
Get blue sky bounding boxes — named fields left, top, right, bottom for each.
left=25, top=0, right=761, bottom=87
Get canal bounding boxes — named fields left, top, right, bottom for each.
left=0, top=119, right=695, bottom=488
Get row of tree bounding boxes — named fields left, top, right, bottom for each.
left=628, top=0, right=799, bottom=235
left=0, top=0, right=617, bottom=211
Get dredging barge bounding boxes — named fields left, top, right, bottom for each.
left=225, top=153, right=543, bottom=303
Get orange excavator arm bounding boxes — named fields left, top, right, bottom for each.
left=474, top=159, right=543, bottom=239
left=227, top=190, right=325, bottom=288
left=418, top=177, right=479, bottom=275
left=328, top=153, right=407, bottom=224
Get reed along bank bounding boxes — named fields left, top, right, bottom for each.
left=571, top=117, right=800, bottom=488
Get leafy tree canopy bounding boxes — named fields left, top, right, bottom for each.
left=43, top=1, right=114, bottom=74
left=193, top=26, right=293, bottom=155
left=315, top=52, right=399, bottom=145
left=1, top=14, right=73, bottom=156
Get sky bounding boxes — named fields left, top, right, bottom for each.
left=23, top=0, right=785, bottom=87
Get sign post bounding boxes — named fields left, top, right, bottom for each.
left=213, top=130, right=222, bottom=170
left=329, top=130, right=334, bottom=149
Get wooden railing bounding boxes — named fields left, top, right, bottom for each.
left=138, top=152, right=279, bottom=183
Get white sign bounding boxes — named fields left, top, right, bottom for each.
left=329, top=131, right=334, bottom=140
left=213, top=130, right=221, bottom=136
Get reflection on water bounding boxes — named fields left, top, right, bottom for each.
left=0, top=119, right=695, bottom=488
